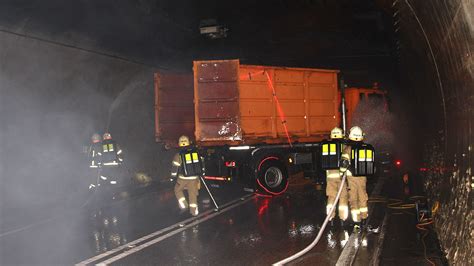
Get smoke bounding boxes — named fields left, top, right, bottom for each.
left=351, top=96, right=395, bottom=153
left=106, top=82, right=137, bottom=132
left=0, top=27, right=161, bottom=230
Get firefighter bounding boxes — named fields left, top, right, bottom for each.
left=325, top=127, right=349, bottom=226
left=171, top=135, right=202, bottom=216
left=88, top=133, right=102, bottom=189
left=340, top=126, right=372, bottom=229
left=89, top=133, right=103, bottom=169
left=100, top=132, right=123, bottom=186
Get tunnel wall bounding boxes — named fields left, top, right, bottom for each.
left=394, top=0, right=473, bottom=264
left=0, top=30, right=172, bottom=216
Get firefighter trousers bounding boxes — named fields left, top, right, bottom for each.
left=347, top=174, right=368, bottom=222
left=326, top=170, right=349, bottom=221
left=174, top=177, right=200, bottom=215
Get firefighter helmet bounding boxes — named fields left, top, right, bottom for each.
left=103, top=132, right=112, bottom=140
left=91, top=133, right=101, bottom=143
left=349, top=126, right=364, bottom=141
left=330, top=127, right=343, bottom=139
left=178, top=135, right=190, bottom=147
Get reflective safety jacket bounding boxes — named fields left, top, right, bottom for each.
left=171, top=146, right=203, bottom=180
left=88, top=142, right=102, bottom=168
left=101, top=139, right=123, bottom=166
left=342, top=141, right=375, bottom=176
left=321, top=139, right=346, bottom=170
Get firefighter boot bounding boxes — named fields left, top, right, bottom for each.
left=340, top=219, right=348, bottom=229
left=361, top=219, right=367, bottom=230
left=353, top=222, right=362, bottom=232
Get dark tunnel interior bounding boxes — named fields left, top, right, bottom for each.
left=0, top=0, right=472, bottom=264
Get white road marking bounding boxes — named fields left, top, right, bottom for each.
left=369, top=211, right=389, bottom=265
left=0, top=217, right=57, bottom=238
left=336, top=233, right=360, bottom=266
left=98, top=195, right=255, bottom=265
left=75, top=194, right=254, bottom=265
left=336, top=174, right=388, bottom=265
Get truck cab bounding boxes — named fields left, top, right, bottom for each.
left=342, top=83, right=389, bottom=129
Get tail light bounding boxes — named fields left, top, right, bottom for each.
left=204, top=176, right=232, bottom=181
left=395, top=160, right=402, bottom=167
left=225, top=161, right=236, bottom=167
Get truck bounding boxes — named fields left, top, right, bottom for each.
left=154, top=59, right=387, bottom=195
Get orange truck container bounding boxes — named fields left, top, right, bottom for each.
left=193, top=60, right=340, bottom=146
left=154, top=73, right=194, bottom=147
left=154, top=59, right=383, bottom=195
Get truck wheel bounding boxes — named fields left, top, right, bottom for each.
left=256, top=157, right=289, bottom=195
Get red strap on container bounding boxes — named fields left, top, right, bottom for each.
left=265, top=71, right=293, bottom=147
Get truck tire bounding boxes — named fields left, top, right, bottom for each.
left=256, top=157, right=289, bottom=195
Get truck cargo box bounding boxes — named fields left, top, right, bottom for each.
left=154, top=73, right=194, bottom=147
left=193, top=60, right=339, bottom=146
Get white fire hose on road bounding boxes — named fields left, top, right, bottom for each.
left=273, top=171, right=348, bottom=265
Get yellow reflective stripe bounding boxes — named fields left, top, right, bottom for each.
left=351, top=210, right=360, bottom=222
left=367, top=150, right=373, bottom=161
left=326, top=170, right=340, bottom=178
left=185, top=153, right=192, bottom=163
left=179, top=176, right=198, bottom=180
left=351, top=150, right=355, bottom=159
left=192, top=152, right=199, bottom=163
left=339, top=205, right=349, bottom=220
left=178, top=198, right=186, bottom=209
left=359, top=207, right=368, bottom=213
left=359, top=149, right=366, bottom=161
left=108, top=144, right=114, bottom=151
left=322, top=144, right=328, bottom=155
left=330, top=144, right=336, bottom=155
left=326, top=204, right=333, bottom=215
left=341, top=154, right=350, bottom=160
left=103, top=144, right=108, bottom=152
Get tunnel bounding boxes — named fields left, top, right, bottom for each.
left=0, top=0, right=472, bottom=265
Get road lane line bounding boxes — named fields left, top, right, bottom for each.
left=0, top=188, right=167, bottom=239
left=336, top=174, right=388, bottom=265
left=76, top=194, right=254, bottom=265
left=96, top=195, right=256, bottom=265
left=75, top=210, right=214, bottom=266
left=336, top=233, right=360, bottom=266
left=0, top=217, right=57, bottom=238
left=369, top=210, right=389, bottom=265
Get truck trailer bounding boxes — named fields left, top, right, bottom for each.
left=154, top=59, right=385, bottom=195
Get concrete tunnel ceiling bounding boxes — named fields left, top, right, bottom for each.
left=0, top=0, right=397, bottom=83
left=0, top=0, right=472, bottom=264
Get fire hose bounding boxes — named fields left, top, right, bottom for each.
left=273, top=171, right=348, bottom=265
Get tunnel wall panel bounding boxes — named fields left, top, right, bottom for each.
left=395, top=0, right=473, bottom=264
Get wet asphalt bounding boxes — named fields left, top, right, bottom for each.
left=0, top=174, right=395, bottom=266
